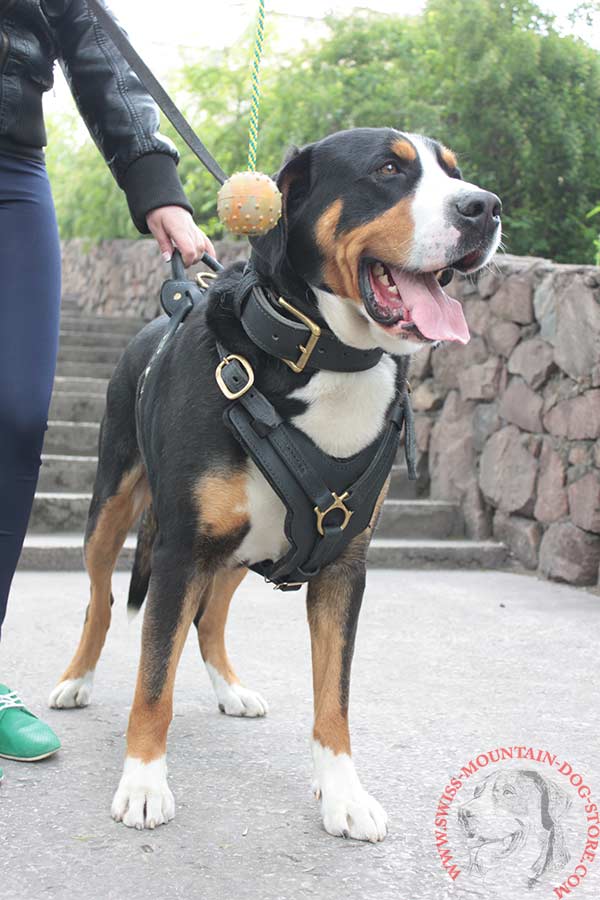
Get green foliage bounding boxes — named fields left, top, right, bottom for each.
left=46, top=0, right=600, bottom=263
left=46, top=112, right=137, bottom=240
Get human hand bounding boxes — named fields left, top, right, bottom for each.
left=146, top=206, right=216, bottom=267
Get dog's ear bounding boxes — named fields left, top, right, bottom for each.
left=249, top=144, right=313, bottom=273
left=544, top=777, right=571, bottom=826
left=522, top=772, right=572, bottom=878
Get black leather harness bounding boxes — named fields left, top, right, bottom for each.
left=137, top=253, right=416, bottom=590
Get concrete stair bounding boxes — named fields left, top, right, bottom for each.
left=19, top=306, right=508, bottom=572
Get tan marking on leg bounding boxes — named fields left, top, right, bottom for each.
left=368, top=477, right=390, bottom=533
left=197, top=567, right=248, bottom=684
left=307, top=534, right=369, bottom=757
left=440, top=145, right=458, bottom=170
left=127, top=575, right=209, bottom=764
left=58, top=465, right=149, bottom=682
left=392, top=137, right=417, bottom=162
left=315, top=198, right=415, bottom=301
left=194, top=469, right=249, bottom=538
left=308, top=585, right=350, bottom=755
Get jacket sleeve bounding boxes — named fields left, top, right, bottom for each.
left=45, top=0, right=193, bottom=232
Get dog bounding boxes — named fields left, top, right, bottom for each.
left=48, top=127, right=501, bottom=839
left=458, top=770, right=571, bottom=889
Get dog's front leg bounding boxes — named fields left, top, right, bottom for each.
left=111, top=555, right=210, bottom=830
left=306, top=535, right=387, bottom=842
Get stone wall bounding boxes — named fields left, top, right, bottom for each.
left=61, top=240, right=600, bottom=585
left=410, top=254, right=600, bottom=586
left=61, top=238, right=248, bottom=318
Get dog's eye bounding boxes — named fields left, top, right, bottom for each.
left=376, top=161, right=403, bottom=176
left=503, top=788, right=515, bottom=797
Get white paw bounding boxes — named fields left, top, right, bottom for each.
left=48, top=670, right=94, bottom=709
left=311, top=740, right=388, bottom=843
left=206, top=662, right=268, bottom=717
left=111, top=756, right=175, bottom=830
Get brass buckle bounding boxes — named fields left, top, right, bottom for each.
left=314, top=491, right=353, bottom=536
left=215, top=354, right=255, bottom=400
left=196, top=271, right=218, bottom=290
left=278, top=297, right=322, bottom=373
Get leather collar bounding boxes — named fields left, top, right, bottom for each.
left=234, top=269, right=384, bottom=374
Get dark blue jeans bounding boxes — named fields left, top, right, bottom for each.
left=0, top=153, right=61, bottom=635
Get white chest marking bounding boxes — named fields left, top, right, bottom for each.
left=233, top=356, right=397, bottom=568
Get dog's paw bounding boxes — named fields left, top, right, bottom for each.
left=311, top=740, right=387, bottom=843
left=111, top=757, right=175, bottom=830
left=48, top=671, right=94, bottom=709
left=206, top=663, right=268, bottom=717
left=318, top=786, right=388, bottom=842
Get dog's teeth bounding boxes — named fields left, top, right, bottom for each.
left=389, top=284, right=399, bottom=294
left=373, top=263, right=384, bottom=275
left=377, top=274, right=388, bottom=284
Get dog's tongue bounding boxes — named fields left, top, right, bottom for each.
left=390, top=269, right=470, bottom=344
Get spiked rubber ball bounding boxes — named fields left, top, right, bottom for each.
left=217, top=171, right=282, bottom=236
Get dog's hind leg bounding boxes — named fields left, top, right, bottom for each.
left=306, top=533, right=387, bottom=843
left=49, top=420, right=149, bottom=709
left=111, top=546, right=211, bottom=829
left=195, top=566, right=268, bottom=717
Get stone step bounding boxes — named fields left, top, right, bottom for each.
left=376, top=499, right=463, bottom=539
left=19, top=533, right=136, bottom=571
left=39, top=455, right=98, bottom=492
left=388, top=464, right=418, bottom=499
left=29, top=494, right=90, bottom=533
left=59, top=330, right=133, bottom=349
left=43, top=421, right=99, bottom=456
left=18, top=534, right=508, bottom=572
left=58, top=346, right=124, bottom=365
left=55, top=361, right=116, bottom=379
left=29, top=490, right=462, bottom=538
left=59, top=314, right=146, bottom=335
left=37, top=457, right=419, bottom=497
left=368, top=538, right=509, bottom=569
left=49, top=392, right=106, bottom=423
left=53, top=375, right=109, bottom=395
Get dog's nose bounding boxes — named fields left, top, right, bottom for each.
left=456, top=190, right=502, bottom=226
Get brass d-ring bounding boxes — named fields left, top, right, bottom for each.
left=314, top=491, right=353, bottom=536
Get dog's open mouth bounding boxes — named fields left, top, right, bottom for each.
left=359, top=258, right=471, bottom=345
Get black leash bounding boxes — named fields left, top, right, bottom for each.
left=87, top=0, right=227, bottom=185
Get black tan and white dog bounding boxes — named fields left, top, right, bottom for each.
left=48, top=128, right=501, bottom=839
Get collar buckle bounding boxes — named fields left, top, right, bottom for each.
left=278, top=297, right=322, bottom=373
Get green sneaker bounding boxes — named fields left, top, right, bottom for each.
left=0, top=685, right=61, bottom=761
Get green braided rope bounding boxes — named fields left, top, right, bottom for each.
left=247, top=0, right=265, bottom=172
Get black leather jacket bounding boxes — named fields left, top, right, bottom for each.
left=0, top=0, right=192, bottom=231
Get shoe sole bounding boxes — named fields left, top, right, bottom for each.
left=0, top=748, right=60, bottom=762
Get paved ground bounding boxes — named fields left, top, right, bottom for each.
left=1, top=569, right=599, bottom=900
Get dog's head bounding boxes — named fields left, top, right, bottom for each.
left=458, top=770, right=571, bottom=881
left=251, top=127, right=501, bottom=356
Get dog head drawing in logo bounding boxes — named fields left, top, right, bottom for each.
left=458, top=769, right=571, bottom=889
